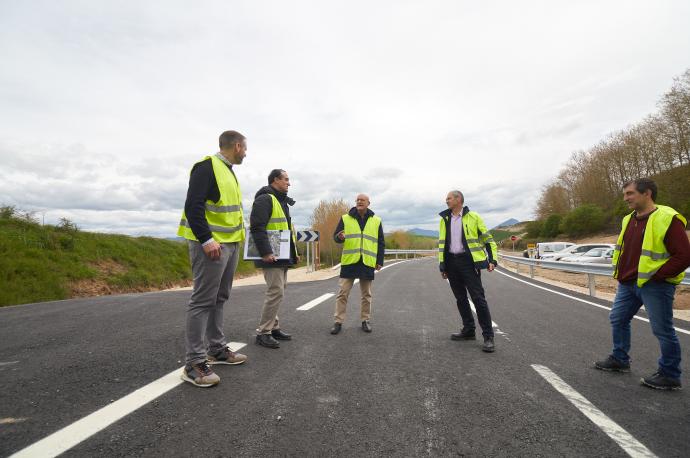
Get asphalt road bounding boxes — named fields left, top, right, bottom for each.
left=1, top=258, right=689, bottom=457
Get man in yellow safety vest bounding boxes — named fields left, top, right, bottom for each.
left=330, top=194, right=385, bottom=335
left=595, top=178, right=690, bottom=390
left=250, top=169, right=299, bottom=349
left=177, top=130, right=248, bottom=388
left=439, top=190, right=498, bottom=352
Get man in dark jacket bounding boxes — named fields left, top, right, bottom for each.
left=330, top=194, right=385, bottom=335
left=439, top=190, right=498, bottom=352
left=250, top=169, right=299, bottom=349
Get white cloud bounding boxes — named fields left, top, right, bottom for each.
left=1, top=0, right=689, bottom=236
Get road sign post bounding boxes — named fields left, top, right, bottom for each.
left=296, top=230, right=320, bottom=272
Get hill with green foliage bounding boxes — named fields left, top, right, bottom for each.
left=0, top=210, right=256, bottom=307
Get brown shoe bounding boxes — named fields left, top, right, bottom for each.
left=181, top=361, right=220, bottom=387
left=208, top=346, right=248, bottom=365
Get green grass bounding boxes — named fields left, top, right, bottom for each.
left=0, top=216, right=256, bottom=307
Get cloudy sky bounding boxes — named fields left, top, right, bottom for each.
left=1, top=1, right=689, bottom=237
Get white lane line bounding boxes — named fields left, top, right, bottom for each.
left=0, top=361, right=19, bottom=366
left=468, top=299, right=509, bottom=340
left=495, top=269, right=690, bottom=336
left=296, top=260, right=409, bottom=311
left=10, top=342, right=247, bottom=458
left=296, top=293, right=335, bottom=311
left=532, top=364, right=657, bottom=458
left=443, top=277, right=509, bottom=339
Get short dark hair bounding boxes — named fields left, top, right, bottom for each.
left=268, top=169, right=286, bottom=185
left=623, top=178, right=657, bottom=201
left=219, top=130, right=245, bottom=150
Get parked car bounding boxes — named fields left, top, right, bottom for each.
left=542, top=243, right=615, bottom=261
left=535, top=242, right=575, bottom=259
left=561, top=247, right=614, bottom=263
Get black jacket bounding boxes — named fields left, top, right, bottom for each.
left=438, top=206, right=497, bottom=272
left=250, top=185, right=297, bottom=268
left=333, top=207, right=385, bottom=280
left=183, top=157, right=237, bottom=244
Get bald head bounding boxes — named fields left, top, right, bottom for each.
left=355, top=194, right=370, bottom=215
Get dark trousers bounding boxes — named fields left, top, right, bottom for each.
left=446, top=254, right=494, bottom=337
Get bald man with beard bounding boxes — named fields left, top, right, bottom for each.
left=330, top=194, right=386, bottom=335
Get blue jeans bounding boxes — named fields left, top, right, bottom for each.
left=610, top=280, right=682, bottom=380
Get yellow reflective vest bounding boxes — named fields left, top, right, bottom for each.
left=265, top=194, right=297, bottom=252
left=612, top=205, right=686, bottom=287
left=438, top=210, right=497, bottom=268
left=341, top=214, right=381, bottom=268
left=177, top=155, right=245, bottom=243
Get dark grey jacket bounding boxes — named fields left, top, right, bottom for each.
left=250, top=185, right=297, bottom=268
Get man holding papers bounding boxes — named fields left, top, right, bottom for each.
left=250, top=169, right=299, bottom=348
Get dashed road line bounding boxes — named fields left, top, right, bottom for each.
left=296, top=293, right=335, bottom=311
left=495, top=269, right=690, bottom=336
left=296, top=260, right=409, bottom=310
left=9, top=342, right=247, bottom=458
left=532, top=364, right=657, bottom=458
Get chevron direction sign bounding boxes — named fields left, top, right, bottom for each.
left=296, top=230, right=320, bottom=242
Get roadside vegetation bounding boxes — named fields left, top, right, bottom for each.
left=0, top=206, right=257, bottom=307
left=522, top=68, right=690, bottom=249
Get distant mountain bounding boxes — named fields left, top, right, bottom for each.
left=408, top=228, right=439, bottom=238
left=493, top=218, right=520, bottom=229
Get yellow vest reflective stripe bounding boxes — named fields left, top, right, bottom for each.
left=438, top=212, right=497, bottom=266
left=177, top=155, right=245, bottom=243
left=265, top=194, right=297, bottom=248
left=612, top=205, right=686, bottom=287
left=341, top=214, right=381, bottom=268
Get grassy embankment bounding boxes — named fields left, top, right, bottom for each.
left=0, top=215, right=258, bottom=307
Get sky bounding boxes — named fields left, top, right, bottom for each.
left=1, top=0, right=689, bottom=237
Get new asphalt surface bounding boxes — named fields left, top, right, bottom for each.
left=1, top=258, right=689, bottom=457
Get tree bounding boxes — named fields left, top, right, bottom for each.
left=525, top=220, right=543, bottom=239
left=387, top=230, right=410, bottom=249
left=309, top=198, right=350, bottom=266
left=540, top=214, right=562, bottom=238
left=560, top=204, right=606, bottom=237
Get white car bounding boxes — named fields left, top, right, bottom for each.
left=542, top=243, right=615, bottom=261
left=561, top=248, right=614, bottom=264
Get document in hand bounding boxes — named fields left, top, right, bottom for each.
left=243, top=229, right=291, bottom=260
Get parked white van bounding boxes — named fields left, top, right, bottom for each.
left=535, top=242, right=575, bottom=259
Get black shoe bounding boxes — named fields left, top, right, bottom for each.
left=482, top=336, right=495, bottom=353
left=640, top=371, right=682, bottom=390
left=255, top=334, right=280, bottom=348
left=330, top=323, right=342, bottom=335
left=271, top=329, right=292, bottom=340
left=362, top=320, right=372, bottom=333
left=451, top=328, right=476, bottom=341
left=594, top=355, right=630, bottom=372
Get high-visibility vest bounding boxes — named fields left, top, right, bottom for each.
left=438, top=211, right=497, bottom=266
left=177, top=155, right=245, bottom=243
left=612, top=205, right=686, bottom=287
left=265, top=194, right=297, bottom=251
left=341, top=214, right=381, bottom=268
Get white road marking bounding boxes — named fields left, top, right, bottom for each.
left=532, top=364, right=657, bottom=458
left=308, top=260, right=409, bottom=304
left=9, top=343, right=247, bottom=458
left=0, top=361, right=19, bottom=366
left=468, top=298, right=509, bottom=339
left=296, top=293, right=335, bottom=311
left=495, top=269, right=690, bottom=336
left=443, top=277, right=509, bottom=340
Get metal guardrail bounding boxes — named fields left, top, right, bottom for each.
left=385, top=249, right=436, bottom=259
left=499, top=253, right=690, bottom=297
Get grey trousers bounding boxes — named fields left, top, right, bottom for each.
left=257, top=267, right=288, bottom=334
left=185, top=241, right=239, bottom=365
